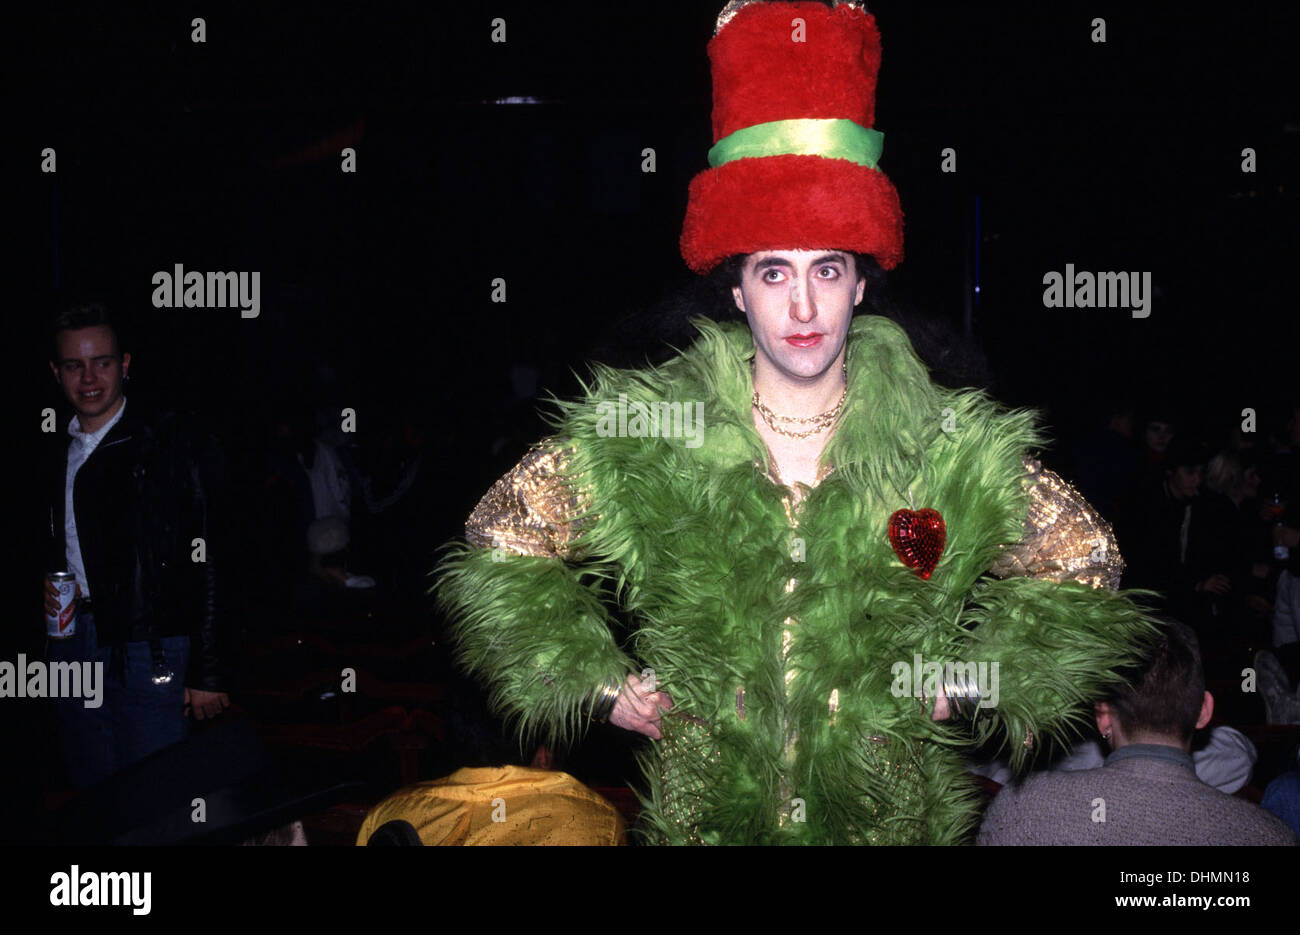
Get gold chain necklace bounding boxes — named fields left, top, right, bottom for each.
left=751, top=362, right=849, bottom=439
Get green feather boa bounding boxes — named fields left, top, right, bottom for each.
left=435, top=314, right=1159, bottom=844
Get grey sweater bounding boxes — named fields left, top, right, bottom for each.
left=977, top=744, right=1297, bottom=846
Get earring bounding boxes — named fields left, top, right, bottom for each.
left=1103, top=730, right=1112, bottom=742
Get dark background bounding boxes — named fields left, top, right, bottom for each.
left=16, top=2, right=1298, bottom=486
left=7, top=0, right=1299, bottom=841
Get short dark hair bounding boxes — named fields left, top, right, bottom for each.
left=708, top=251, right=884, bottom=318
left=50, top=301, right=122, bottom=361
left=1104, top=619, right=1205, bottom=742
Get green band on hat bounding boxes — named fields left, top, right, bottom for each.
left=707, top=118, right=884, bottom=169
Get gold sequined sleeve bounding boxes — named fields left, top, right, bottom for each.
left=988, top=455, right=1125, bottom=591
left=464, top=439, right=585, bottom=560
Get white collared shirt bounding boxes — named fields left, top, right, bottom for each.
left=65, top=397, right=127, bottom=597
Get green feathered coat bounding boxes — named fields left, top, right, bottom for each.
left=435, top=314, right=1157, bottom=844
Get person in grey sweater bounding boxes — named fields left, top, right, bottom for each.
left=978, top=619, right=1296, bottom=846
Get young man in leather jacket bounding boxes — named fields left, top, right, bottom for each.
left=42, top=301, right=231, bottom=789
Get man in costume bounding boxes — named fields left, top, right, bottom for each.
left=435, top=0, right=1157, bottom=844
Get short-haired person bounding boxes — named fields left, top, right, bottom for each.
left=43, top=301, right=231, bottom=790
left=977, top=620, right=1296, bottom=845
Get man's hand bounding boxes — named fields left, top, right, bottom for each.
left=608, top=672, right=673, bottom=739
left=184, top=688, right=230, bottom=720
left=43, top=577, right=82, bottom=617
left=930, top=689, right=951, bottom=721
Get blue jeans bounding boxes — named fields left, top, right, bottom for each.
left=48, top=609, right=190, bottom=790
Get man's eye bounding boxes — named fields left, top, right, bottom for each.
left=97, top=360, right=113, bottom=369
left=818, top=266, right=839, bottom=278
left=62, top=362, right=81, bottom=373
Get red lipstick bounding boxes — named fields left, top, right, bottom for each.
left=785, top=333, right=823, bottom=348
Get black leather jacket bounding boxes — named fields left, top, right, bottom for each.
left=45, top=400, right=230, bottom=691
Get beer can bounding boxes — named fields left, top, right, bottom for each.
left=46, top=572, right=77, bottom=640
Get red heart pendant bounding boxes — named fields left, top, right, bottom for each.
left=888, top=508, right=946, bottom=579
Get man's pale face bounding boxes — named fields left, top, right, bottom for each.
left=731, top=249, right=864, bottom=382
left=49, top=325, right=130, bottom=426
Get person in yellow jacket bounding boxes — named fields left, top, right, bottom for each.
left=356, top=766, right=626, bottom=846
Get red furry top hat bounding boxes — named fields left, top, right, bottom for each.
left=680, top=0, right=904, bottom=274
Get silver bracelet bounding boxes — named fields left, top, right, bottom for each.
left=942, top=667, right=981, bottom=718
left=587, top=677, right=622, bottom=723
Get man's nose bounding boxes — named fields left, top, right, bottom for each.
left=789, top=277, right=816, bottom=322
left=79, top=366, right=97, bottom=383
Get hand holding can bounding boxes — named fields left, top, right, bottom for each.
left=45, top=573, right=80, bottom=640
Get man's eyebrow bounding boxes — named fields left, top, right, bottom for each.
left=751, top=253, right=848, bottom=272
left=57, top=354, right=117, bottom=364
